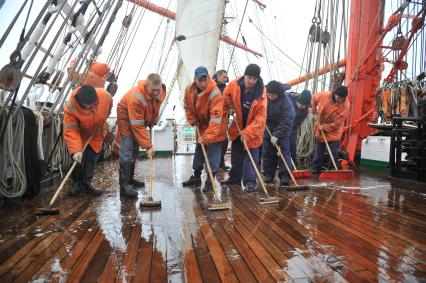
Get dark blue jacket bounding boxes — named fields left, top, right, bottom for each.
left=288, top=92, right=309, bottom=131
left=239, top=76, right=264, bottom=128
left=265, top=83, right=295, bottom=138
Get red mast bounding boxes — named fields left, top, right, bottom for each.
left=342, top=0, right=384, bottom=163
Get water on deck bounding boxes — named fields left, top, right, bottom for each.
left=0, top=156, right=425, bottom=282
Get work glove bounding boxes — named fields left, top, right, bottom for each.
left=73, top=152, right=83, bottom=163
left=271, top=136, right=278, bottom=145
left=191, top=121, right=200, bottom=127
left=146, top=147, right=155, bottom=158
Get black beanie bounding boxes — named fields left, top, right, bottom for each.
left=244, top=63, right=261, bottom=78
left=334, top=85, right=348, bottom=97
left=266, top=80, right=282, bottom=94
left=75, top=85, right=98, bottom=107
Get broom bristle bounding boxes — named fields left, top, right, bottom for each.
left=319, top=170, right=355, bottom=180
left=208, top=203, right=231, bottom=210
left=140, top=200, right=162, bottom=207
left=292, top=170, right=312, bottom=178
left=35, top=208, right=60, bottom=215
left=258, top=196, right=280, bottom=205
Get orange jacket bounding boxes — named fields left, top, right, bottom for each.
left=311, top=91, right=349, bottom=142
left=183, top=79, right=227, bottom=144
left=117, top=80, right=166, bottom=149
left=223, top=78, right=267, bottom=149
left=68, top=60, right=110, bottom=88
left=63, top=87, right=113, bottom=154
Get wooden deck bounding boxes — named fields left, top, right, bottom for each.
left=1, top=156, right=426, bottom=282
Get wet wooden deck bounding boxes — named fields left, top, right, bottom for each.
left=1, top=156, right=426, bottom=282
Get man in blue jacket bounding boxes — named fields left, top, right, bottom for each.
left=262, top=81, right=296, bottom=185
left=288, top=90, right=312, bottom=162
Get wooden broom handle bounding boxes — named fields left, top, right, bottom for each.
left=196, top=126, right=220, bottom=199
left=48, top=130, right=97, bottom=208
left=265, top=127, right=299, bottom=186
left=314, top=115, right=339, bottom=170
left=233, top=117, right=269, bottom=196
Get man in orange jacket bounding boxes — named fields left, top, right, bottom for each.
left=63, top=85, right=113, bottom=196
left=222, top=64, right=267, bottom=192
left=182, top=66, right=227, bottom=192
left=117, top=73, right=166, bottom=197
left=311, top=86, right=350, bottom=173
left=68, top=60, right=110, bottom=88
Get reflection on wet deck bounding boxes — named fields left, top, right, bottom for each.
left=1, top=156, right=426, bottom=282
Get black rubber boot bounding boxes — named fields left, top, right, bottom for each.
left=81, top=158, right=101, bottom=196
left=246, top=184, right=258, bottom=193
left=202, top=174, right=216, bottom=193
left=69, top=163, right=82, bottom=196
left=120, top=163, right=138, bottom=198
left=130, top=162, right=145, bottom=188
left=264, top=175, right=274, bottom=183
left=182, top=170, right=202, bottom=187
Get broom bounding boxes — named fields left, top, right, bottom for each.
left=196, top=127, right=231, bottom=211
left=36, top=131, right=96, bottom=215
left=140, top=155, right=161, bottom=208
left=314, top=116, right=355, bottom=180
left=265, top=127, right=310, bottom=191
left=290, top=158, right=312, bottom=178
left=233, top=116, right=280, bottom=205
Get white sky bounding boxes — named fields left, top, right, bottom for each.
left=0, top=0, right=424, bottom=122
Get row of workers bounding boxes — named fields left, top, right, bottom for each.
left=62, top=62, right=349, bottom=197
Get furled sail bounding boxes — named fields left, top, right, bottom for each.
left=175, top=0, right=225, bottom=100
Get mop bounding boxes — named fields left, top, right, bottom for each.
left=233, top=116, right=280, bottom=205
left=36, top=131, right=96, bottom=215
left=196, top=127, right=231, bottom=211
left=314, top=116, right=355, bottom=180
left=265, top=126, right=310, bottom=191
left=140, top=155, right=161, bottom=208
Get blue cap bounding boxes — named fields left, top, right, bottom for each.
left=194, top=66, right=209, bottom=79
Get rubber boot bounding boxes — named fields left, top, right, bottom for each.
left=245, top=183, right=258, bottom=193
left=202, top=174, right=216, bottom=193
left=120, top=163, right=138, bottom=198
left=182, top=170, right=202, bottom=187
left=81, top=158, right=102, bottom=196
left=263, top=175, right=274, bottom=183
left=69, top=164, right=82, bottom=196
left=129, top=162, right=145, bottom=188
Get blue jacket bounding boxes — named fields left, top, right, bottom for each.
left=288, top=92, right=309, bottom=131
left=265, top=83, right=295, bottom=138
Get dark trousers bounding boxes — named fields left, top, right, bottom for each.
left=262, top=136, right=293, bottom=182
left=289, top=129, right=298, bottom=162
left=119, top=136, right=139, bottom=166
left=229, top=138, right=260, bottom=187
left=193, top=141, right=222, bottom=174
left=312, top=140, right=339, bottom=170
left=72, top=145, right=99, bottom=185
left=219, top=138, right=228, bottom=167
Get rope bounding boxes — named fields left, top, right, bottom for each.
left=0, top=108, right=26, bottom=197
left=227, top=0, right=249, bottom=73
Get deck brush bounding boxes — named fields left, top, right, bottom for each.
left=36, top=132, right=96, bottom=216
left=196, top=126, right=231, bottom=211
left=258, top=195, right=280, bottom=205
left=141, top=156, right=161, bottom=208
left=265, top=126, right=311, bottom=192
left=233, top=118, right=281, bottom=205
left=314, top=116, right=355, bottom=180
left=319, top=170, right=355, bottom=180
left=290, top=158, right=312, bottom=178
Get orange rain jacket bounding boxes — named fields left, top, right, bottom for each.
left=68, top=60, right=110, bottom=88
left=223, top=78, right=267, bottom=149
left=117, top=80, right=166, bottom=149
left=311, top=91, right=350, bottom=142
left=63, top=87, right=113, bottom=154
left=183, top=78, right=227, bottom=144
